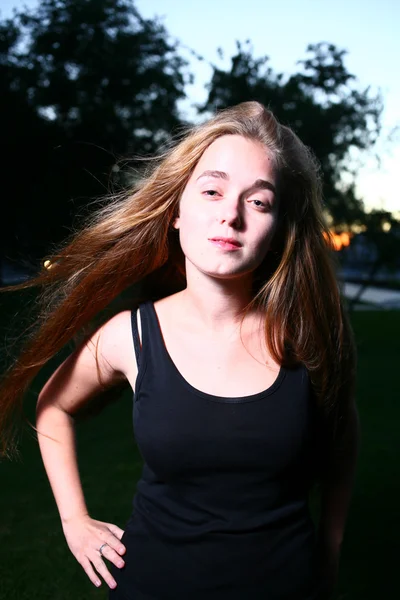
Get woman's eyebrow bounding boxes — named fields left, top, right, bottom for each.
left=196, top=170, right=276, bottom=194
left=196, top=170, right=229, bottom=181
left=252, top=179, right=276, bottom=194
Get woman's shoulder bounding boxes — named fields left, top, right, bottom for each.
left=152, top=291, right=185, bottom=323
left=99, top=310, right=137, bottom=379
left=152, top=291, right=183, bottom=311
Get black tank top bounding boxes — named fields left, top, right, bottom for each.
left=110, top=301, right=321, bottom=600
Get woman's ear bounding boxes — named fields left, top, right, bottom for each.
left=172, top=216, right=180, bottom=230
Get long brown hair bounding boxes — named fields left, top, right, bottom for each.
left=0, top=101, right=355, bottom=459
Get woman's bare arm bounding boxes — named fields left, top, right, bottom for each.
left=318, top=401, right=360, bottom=547
left=316, top=401, right=360, bottom=598
left=36, top=310, right=136, bottom=589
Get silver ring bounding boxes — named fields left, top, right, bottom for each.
left=99, top=543, right=108, bottom=556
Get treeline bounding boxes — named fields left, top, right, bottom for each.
left=1, top=0, right=396, bottom=264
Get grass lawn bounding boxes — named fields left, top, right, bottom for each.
left=0, top=293, right=398, bottom=599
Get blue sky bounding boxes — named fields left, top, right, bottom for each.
left=2, top=0, right=399, bottom=213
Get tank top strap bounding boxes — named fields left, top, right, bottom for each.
left=136, top=301, right=167, bottom=369
left=130, top=309, right=141, bottom=370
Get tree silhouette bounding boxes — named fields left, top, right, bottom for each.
left=1, top=0, right=189, bottom=259
left=200, top=41, right=383, bottom=228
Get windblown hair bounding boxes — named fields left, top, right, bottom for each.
left=0, top=101, right=355, bottom=459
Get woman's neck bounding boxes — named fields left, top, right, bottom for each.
left=177, top=268, right=256, bottom=335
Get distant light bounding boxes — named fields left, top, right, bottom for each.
left=324, top=231, right=352, bottom=251
left=350, top=224, right=367, bottom=234
left=340, top=232, right=350, bottom=247
left=382, top=222, right=392, bottom=232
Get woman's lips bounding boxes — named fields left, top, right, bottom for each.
left=209, top=237, right=242, bottom=250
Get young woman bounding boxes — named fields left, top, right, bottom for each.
left=0, top=102, right=359, bottom=600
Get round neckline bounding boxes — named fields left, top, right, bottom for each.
left=146, top=302, right=286, bottom=404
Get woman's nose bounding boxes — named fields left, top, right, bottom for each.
left=217, top=198, right=243, bottom=228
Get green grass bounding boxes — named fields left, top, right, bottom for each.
left=0, top=293, right=399, bottom=599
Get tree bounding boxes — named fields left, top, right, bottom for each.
left=200, top=41, right=383, bottom=229
left=1, top=0, right=190, bottom=259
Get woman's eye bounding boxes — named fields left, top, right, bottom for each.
left=203, top=190, right=220, bottom=197
left=250, top=199, right=267, bottom=209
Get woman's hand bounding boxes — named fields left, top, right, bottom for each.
left=62, top=514, right=126, bottom=590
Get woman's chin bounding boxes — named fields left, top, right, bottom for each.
left=195, top=266, right=256, bottom=282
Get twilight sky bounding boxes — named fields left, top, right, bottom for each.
left=2, top=0, right=399, bottom=213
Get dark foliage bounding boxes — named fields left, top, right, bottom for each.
left=1, top=0, right=189, bottom=259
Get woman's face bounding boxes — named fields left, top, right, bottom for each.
left=174, top=135, right=279, bottom=281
